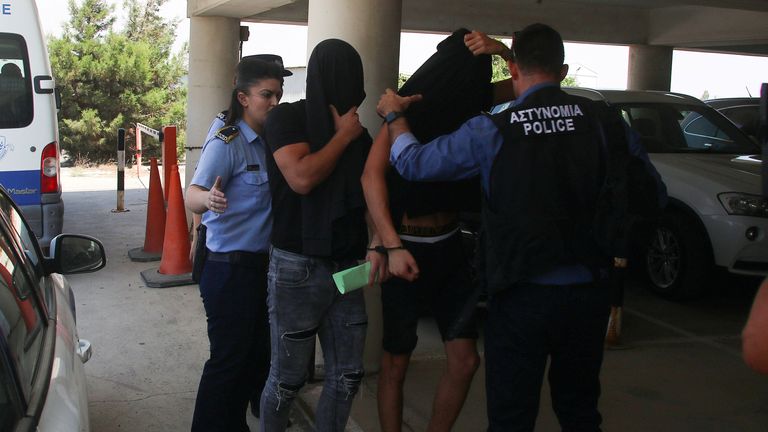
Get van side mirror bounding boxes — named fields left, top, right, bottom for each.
left=54, top=87, right=61, bottom=110
left=46, top=234, right=106, bottom=274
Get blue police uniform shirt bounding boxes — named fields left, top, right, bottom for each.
left=390, top=81, right=665, bottom=285
left=191, top=119, right=272, bottom=253
left=203, top=115, right=226, bottom=150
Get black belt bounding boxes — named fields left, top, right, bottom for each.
left=207, top=250, right=268, bottom=267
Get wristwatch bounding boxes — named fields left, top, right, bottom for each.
left=384, top=111, right=404, bottom=125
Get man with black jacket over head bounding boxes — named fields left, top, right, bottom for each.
left=377, top=23, right=665, bottom=432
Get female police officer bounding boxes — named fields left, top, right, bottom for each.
left=185, top=59, right=284, bottom=432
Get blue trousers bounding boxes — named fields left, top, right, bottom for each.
left=485, top=281, right=610, bottom=432
left=260, top=247, right=367, bottom=432
left=191, top=257, right=270, bottom=432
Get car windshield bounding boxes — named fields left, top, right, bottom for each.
left=617, top=103, right=759, bottom=155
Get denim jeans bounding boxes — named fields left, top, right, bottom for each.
left=260, top=247, right=367, bottom=432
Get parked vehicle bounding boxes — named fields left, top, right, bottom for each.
left=485, top=89, right=766, bottom=299
left=0, top=186, right=105, bottom=431
left=705, top=97, right=760, bottom=142
left=0, top=0, right=63, bottom=249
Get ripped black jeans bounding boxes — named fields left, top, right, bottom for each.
left=260, top=247, right=367, bottom=431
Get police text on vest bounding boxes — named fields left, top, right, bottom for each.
left=509, top=104, right=584, bottom=136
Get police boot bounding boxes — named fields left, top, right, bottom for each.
left=605, top=306, right=622, bottom=346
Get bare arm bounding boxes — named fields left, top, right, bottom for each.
left=361, top=126, right=420, bottom=281
left=743, top=278, right=768, bottom=374
left=464, top=30, right=516, bottom=104
left=186, top=176, right=226, bottom=214
left=362, top=127, right=401, bottom=248
left=272, top=105, right=363, bottom=195
left=365, top=211, right=390, bottom=286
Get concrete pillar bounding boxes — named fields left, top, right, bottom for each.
left=307, top=0, right=403, bottom=373
left=185, top=16, right=240, bottom=187
left=627, top=44, right=673, bottom=91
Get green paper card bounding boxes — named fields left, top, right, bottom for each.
left=333, top=261, right=372, bottom=294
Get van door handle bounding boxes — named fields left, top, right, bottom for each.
left=34, top=75, right=55, bottom=94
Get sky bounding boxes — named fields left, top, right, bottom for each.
left=35, top=0, right=768, bottom=99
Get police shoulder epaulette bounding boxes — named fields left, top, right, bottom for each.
left=215, top=126, right=239, bottom=143
left=216, top=110, right=228, bottom=121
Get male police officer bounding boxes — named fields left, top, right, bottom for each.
left=377, top=23, right=662, bottom=431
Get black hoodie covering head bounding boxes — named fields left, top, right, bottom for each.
left=302, top=39, right=372, bottom=258
left=388, top=28, right=494, bottom=226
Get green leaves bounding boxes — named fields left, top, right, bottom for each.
left=51, top=0, right=187, bottom=163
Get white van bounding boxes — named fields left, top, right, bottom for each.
left=0, top=0, right=63, bottom=248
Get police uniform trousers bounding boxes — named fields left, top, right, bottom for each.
left=191, top=253, right=270, bottom=432
left=484, top=280, right=610, bottom=432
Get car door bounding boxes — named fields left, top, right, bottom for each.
left=0, top=217, right=50, bottom=432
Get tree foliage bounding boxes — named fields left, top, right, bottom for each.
left=48, top=0, right=187, bottom=163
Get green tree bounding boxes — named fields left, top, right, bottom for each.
left=491, top=54, right=511, bottom=83
left=397, top=73, right=410, bottom=89
left=492, top=55, right=579, bottom=87
left=48, top=0, right=187, bottom=163
left=561, top=75, right=579, bottom=87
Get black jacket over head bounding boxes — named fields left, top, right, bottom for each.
left=388, top=28, right=494, bottom=226
left=303, top=39, right=372, bottom=257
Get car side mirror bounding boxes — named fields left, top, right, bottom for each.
left=47, top=234, right=106, bottom=274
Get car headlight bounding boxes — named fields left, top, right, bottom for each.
left=718, top=192, right=768, bottom=217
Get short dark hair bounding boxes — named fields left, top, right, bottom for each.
left=512, top=23, right=564, bottom=76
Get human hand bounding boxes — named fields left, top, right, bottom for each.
left=330, top=105, right=363, bottom=141
left=388, top=248, right=419, bottom=281
left=376, top=89, right=422, bottom=118
left=207, top=176, right=227, bottom=214
left=367, top=250, right=390, bottom=287
left=464, top=30, right=511, bottom=58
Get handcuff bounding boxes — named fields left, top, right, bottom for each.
left=367, top=245, right=406, bottom=256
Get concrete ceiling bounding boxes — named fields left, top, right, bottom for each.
left=188, top=0, right=768, bottom=55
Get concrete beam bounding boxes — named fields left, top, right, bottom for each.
left=649, top=6, right=768, bottom=53
left=189, top=0, right=295, bottom=18
left=240, top=0, right=768, bottom=57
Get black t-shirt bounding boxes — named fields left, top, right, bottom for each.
left=265, top=100, right=368, bottom=260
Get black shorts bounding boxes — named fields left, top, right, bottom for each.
left=381, top=232, right=479, bottom=354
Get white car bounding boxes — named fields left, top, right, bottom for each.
left=564, top=88, right=766, bottom=299
left=0, top=186, right=105, bottom=430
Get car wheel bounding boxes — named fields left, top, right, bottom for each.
left=644, top=211, right=712, bottom=300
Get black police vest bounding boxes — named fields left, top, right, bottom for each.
left=483, top=86, right=608, bottom=293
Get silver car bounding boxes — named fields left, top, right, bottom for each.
left=567, top=88, right=765, bottom=299
left=0, top=185, right=105, bottom=430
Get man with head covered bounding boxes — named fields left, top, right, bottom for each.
left=378, top=23, right=664, bottom=431
left=259, top=39, right=383, bottom=432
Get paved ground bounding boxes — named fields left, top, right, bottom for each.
left=60, top=165, right=768, bottom=431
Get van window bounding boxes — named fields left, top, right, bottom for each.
left=0, top=33, right=33, bottom=129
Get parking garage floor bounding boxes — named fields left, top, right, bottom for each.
left=61, top=165, right=768, bottom=431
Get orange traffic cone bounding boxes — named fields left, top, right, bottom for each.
left=128, top=158, right=165, bottom=262
left=140, top=164, right=194, bottom=288
left=159, top=164, right=191, bottom=274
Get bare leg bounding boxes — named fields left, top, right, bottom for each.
left=427, top=338, right=480, bottom=432
left=378, top=351, right=412, bottom=432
